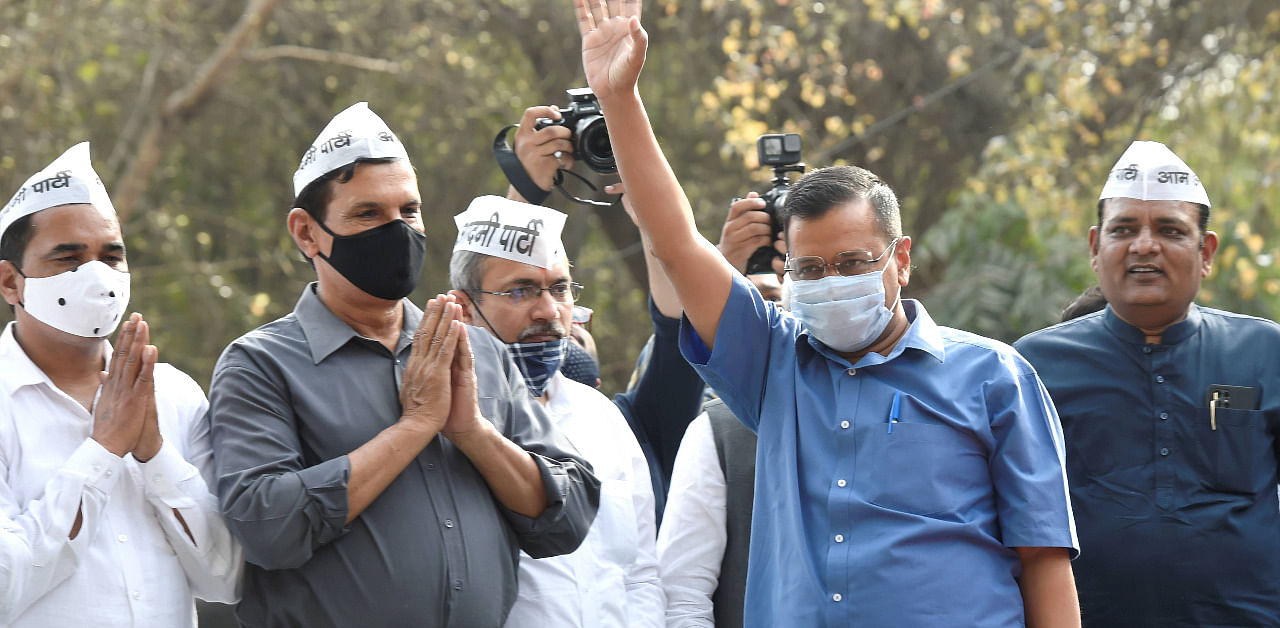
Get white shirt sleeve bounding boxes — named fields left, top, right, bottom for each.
left=142, top=367, right=243, bottom=603
left=0, top=436, right=122, bottom=623
left=657, top=413, right=726, bottom=628
left=624, top=425, right=665, bottom=628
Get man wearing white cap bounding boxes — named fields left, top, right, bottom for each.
left=449, top=195, right=663, bottom=628
left=206, top=102, right=599, bottom=627
left=1016, top=140, right=1280, bottom=626
left=0, top=143, right=241, bottom=626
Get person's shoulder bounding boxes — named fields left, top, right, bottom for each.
left=1013, top=310, right=1106, bottom=352
left=936, top=325, right=1039, bottom=378
left=213, top=313, right=305, bottom=372
left=153, top=362, right=205, bottom=397
left=1198, top=305, right=1280, bottom=333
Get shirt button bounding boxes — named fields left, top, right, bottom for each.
left=444, top=519, right=454, bottom=528
left=453, top=580, right=464, bottom=591
left=1155, top=375, right=1165, bottom=384
left=832, top=593, right=843, bottom=602
left=104, top=469, right=113, bottom=477
left=840, top=420, right=850, bottom=429
left=834, top=534, right=844, bottom=543
left=131, top=591, right=141, bottom=600
left=1159, top=412, right=1169, bottom=421
left=426, top=463, right=436, bottom=471
left=1143, top=346, right=1152, bottom=354
left=836, top=479, right=847, bottom=488
left=845, top=368, right=857, bottom=376
left=1160, top=447, right=1170, bottom=456
left=117, top=534, right=128, bottom=543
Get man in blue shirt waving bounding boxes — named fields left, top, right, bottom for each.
left=566, top=1, right=1080, bottom=626
left=1015, top=141, right=1280, bottom=627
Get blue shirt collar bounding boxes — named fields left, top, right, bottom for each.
left=293, top=282, right=422, bottom=364
left=798, top=299, right=946, bottom=368
left=1102, top=302, right=1202, bottom=346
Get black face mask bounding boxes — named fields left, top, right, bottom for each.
left=315, top=218, right=426, bottom=300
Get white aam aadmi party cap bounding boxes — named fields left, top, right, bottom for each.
left=1099, top=140, right=1211, bottom=208
left=292, top=102, right=411, bottom=197
left=1, top=142, right=116, bottom=242
left=453, top=195, right=567, bottom=270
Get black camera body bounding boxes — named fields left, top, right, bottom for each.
left=746, top=133, right=805, bottom=275
left=535, top=87, right=616, bottom=174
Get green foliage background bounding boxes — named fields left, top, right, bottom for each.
left=2, top=0, right=1279, bottom=394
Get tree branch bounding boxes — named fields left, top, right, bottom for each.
left=113, top=0, right=284, bottom=220
left=242, top=45, right=402, bottom=74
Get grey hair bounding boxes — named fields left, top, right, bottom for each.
left=449, top=249, right=490, bottom=296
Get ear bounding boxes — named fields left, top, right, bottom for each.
left=1088, top=226, right=1100, bottom=273
left=449, top=288, right=478, bottom=325
left=287, top=208, right=324, bottom=259
left=0, top=260, right=22, bottom=308
left=893, top=236, right=912, bottom=287
left=1200, top=230, right=1219, bottom=277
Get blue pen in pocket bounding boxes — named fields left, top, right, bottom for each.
left=888, top=391, right=901, bottom=433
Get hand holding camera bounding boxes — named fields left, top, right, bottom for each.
left=744, top=133, right=805, bottom=275
left=511, top=105, right=575, bottom=195
left=534, top=88, right=615, bottom=174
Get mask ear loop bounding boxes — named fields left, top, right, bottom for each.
left=463, top=293, right=511, bottom=344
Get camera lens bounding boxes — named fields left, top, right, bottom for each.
left=576, top=115, right=615, bottom=173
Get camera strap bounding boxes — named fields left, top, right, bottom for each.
left=493, top=125, right=552, bottom=206
left=493, top=124, right=622, bottom=208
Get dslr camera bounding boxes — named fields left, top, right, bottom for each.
left=535, top=87, right=615, bottom=174
left=745, top=133, right=805, bottom=275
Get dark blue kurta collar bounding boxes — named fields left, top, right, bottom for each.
left=1102, top=303, right=1203, bottom=347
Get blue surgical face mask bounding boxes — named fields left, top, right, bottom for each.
left=787, top=252, right=900, bottom=353
left=506, top=338, right=567, bottom=397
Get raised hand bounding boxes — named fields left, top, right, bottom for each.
left=398, top=296, right=460, bottom=438
left=92, top=313, right=157, bottom=457
left=718, top=193, right=776, bottom=273
left=576, top=0, right=647, bottom=102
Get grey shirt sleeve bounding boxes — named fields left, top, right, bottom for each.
left=471, top=328, right=601, bottom=558
left=207, top=348, right=351, bottom=571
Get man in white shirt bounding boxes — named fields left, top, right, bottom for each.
left=450, top=195, right=663, bottom=628
left=0, top=143, right=241, bottom=627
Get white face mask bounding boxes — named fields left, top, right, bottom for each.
left=788, top=256, right=900, bottom=353
left=21, top=260, right=131, bottom=338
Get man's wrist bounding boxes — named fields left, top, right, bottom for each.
left=445, top=417, right=499, bottom=458
left=132, top=434, right=163, bottom=462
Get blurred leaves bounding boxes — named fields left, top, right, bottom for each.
left=2, top=0, right=1279, bottom=388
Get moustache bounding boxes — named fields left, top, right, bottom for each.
left=518, top=320, right=568, bottom=342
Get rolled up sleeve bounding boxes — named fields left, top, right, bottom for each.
left=479, top=331, right=600, bottom=558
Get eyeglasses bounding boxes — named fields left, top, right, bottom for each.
left=472, top=282, right=583, bottom=306
left=783, top=238, right=899, bottom=282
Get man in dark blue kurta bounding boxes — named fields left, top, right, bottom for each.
left=1016, top=140, right=1280, bottom=626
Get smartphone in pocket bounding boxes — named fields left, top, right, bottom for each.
left=1204, top=384, right=1259, bottom=410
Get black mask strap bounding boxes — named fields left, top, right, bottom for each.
left=465, top=294, right=511, bottom=344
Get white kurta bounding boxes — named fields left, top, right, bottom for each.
left=0, top=323, right=242, bottom=627
left=656, top=412, right=726, bottom=628
left=504, top=372, right=663, bottom=628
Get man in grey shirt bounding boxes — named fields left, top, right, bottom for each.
left=207, top=102, right=600, bottom=627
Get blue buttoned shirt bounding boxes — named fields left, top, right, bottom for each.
left=680, top=274, right=1078, bottom=627
left=1015, top=305, right=1280, bottom=627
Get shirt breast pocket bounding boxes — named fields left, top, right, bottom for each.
left=1195, top=407, right=1273, bottom=495
left=593, top=478, right=639, bottom=566
left=856, top=421, right=988, bottom=519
